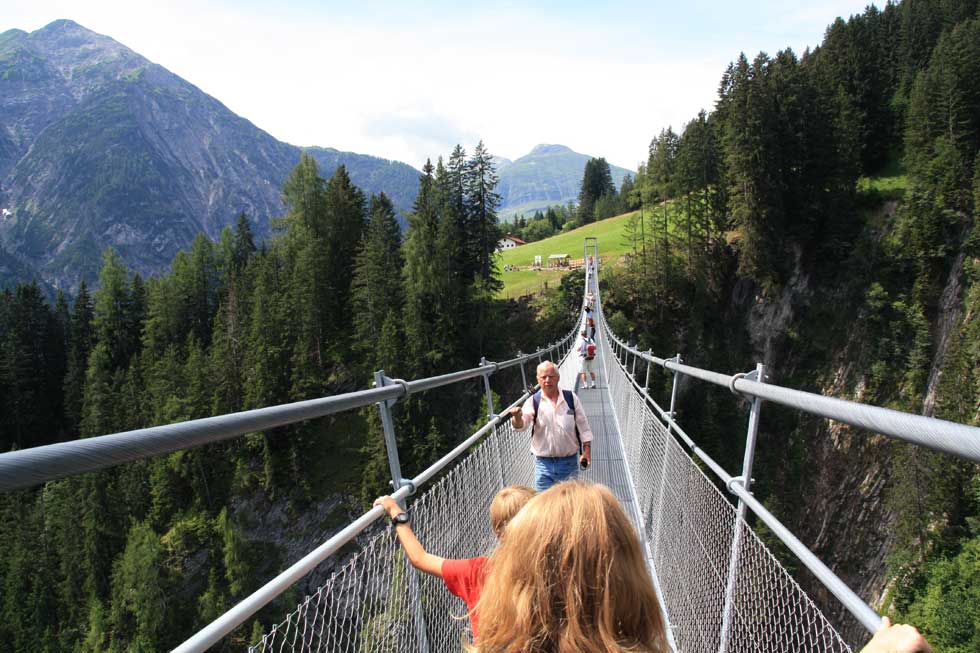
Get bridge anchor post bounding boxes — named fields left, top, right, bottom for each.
left=373, top=370, right=411, bottom=496
left=718, top=363, right=765, bottom=653
left=373, top=370, right=432, bottom=653
left=480, top=357, right=497, bottom=420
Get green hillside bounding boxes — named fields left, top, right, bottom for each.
left=496, top=144, right=634, bottom=220
left=498, top=210, right=638, bottom=297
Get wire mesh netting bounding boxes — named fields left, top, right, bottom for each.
left=248, top=415, right=535, bottom=653
left=599, top=322, right=852, bottom=653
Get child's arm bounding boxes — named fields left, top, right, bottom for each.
left=859, top=618, right=931, bottom=653
left=374, top=496, right=446, bottom=577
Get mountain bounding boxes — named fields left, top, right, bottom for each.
left=0, top=20, right=421, bottom=293
left=496, top=144, right=634, bottom=220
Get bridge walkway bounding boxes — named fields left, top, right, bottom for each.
left=562, top=329, right=677, bottom=649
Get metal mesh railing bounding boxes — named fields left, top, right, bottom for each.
left=249, top=417, right=535, bottom=652
left=599, top=314, right=852, bottom=653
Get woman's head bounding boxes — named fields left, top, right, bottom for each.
left=474, top=481, right=668, bottom=653
left=489, top=485, right=535, bottom=537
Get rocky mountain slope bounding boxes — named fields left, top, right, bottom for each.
left=497, top=144, right=633, bottom=219
left=0, top=20, right=421, bottom=292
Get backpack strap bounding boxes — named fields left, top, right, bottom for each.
left=531, top=390, right=542, bottom=437
left=562, top=389, right=582, bottom=454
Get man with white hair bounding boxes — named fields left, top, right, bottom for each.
left=510, top=361, right=593, bottom=491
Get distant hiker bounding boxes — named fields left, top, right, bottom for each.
left=585, top=290, right=595, bottom=310
left=580, top=331, right=597, bottom=388
left=510, top=361, right=593, bottom=491
left=374, top=485, right=535, bottom=640
left=584, top=305, right=596, bottom=339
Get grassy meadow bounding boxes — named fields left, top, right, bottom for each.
left=497, top=210, right=639, bottom=297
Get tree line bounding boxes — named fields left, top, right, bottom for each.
left=600, top=1, right=979, bottom=650
left=0, top=141, right=576, bottom=652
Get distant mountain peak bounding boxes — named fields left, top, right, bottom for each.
left=497, top=144, right=634, bottom=220
left=0, top=19, right=422, bottom=292
left=39, top=18, right=88, bottom=32
left=529, top=144, right=573, bottom=156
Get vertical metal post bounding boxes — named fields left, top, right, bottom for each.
left=630, top=346, right=638, bottom=378
left=719, top=363, right=765, bottom=653
left=374, top=370, right=432, bottom=653
left=480, top=357, right=495, bottom=420
left=373, top=370, right=405, bottom=493
left=518, top=353, right=528, bottom=391
left=643, top=349, right=653, bottom=396
left=667, top=355, right=681, bottom=434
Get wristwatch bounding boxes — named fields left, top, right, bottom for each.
left=391, top=511, right=410, bottom=526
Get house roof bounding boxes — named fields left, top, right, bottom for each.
left=501, top=235, right=527, bottom=245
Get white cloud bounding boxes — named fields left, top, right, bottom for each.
left=2, top=0, right=876, bottom=169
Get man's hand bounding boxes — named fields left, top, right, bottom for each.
left=510, top=406, right=525, bottom=429
left=580, top=443, right=592, bottom=470
left=373, top=496, right=402, bottom=520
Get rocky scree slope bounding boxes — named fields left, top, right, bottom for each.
left=0, top=20, right=420, bottom=292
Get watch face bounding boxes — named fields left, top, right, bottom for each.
left=393, top=512, right=410, bottom=525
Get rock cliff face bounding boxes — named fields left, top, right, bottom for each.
left=732, top=238, right=973, bottom=647
left=0, top=20, right=420, bottom=292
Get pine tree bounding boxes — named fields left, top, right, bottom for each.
left=351, top=193, right=405, bottom=371
left=403, top=160, right=444, bottom=378
left=233, top=212, right=257, bottom=275
left=0, top=283, right=64, bottom=450
left=107, top=522, right=166, bottom=652
left=578, top=157, right=616, bottom=224
left=91, top=250, right=137, bottom=372
left=322, top=164, right=367, bottom=346
left=465, top=141, right=503, bottom=290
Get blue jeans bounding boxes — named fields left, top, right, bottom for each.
left=534, top=455, right=579, bottom=492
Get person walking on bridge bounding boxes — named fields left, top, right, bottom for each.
left=510, top=361, right=593, bottom=491
left=579, top=330, right=598, bottom=389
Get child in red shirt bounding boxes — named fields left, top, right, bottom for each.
left=374, top=485, right=534, bottom=639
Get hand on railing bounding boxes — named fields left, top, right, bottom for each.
left=859, top=618, right=932, bottom=653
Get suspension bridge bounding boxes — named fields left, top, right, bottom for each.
left=1, top=238, right=978, bottom=653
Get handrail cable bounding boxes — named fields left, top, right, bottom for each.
left=599, top=307, right=882, bottom=633
left=600, top=311, right=980, bottom=464
left=0, top=326, right=579, bottom=493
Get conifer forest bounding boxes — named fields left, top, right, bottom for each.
left=2, top=1, right=980, bottom=651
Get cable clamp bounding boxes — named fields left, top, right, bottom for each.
left=380, top=375, right=410, bottom=407
left=392, top=479, right=417, bottom=495
left=728, top=369, right=759, bottom=396
left=727, top=475, right=746, bottom=493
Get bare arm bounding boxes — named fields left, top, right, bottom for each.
left=374, top=496, right=446, bottom=577
left=859, top=618, right=931, bottom=653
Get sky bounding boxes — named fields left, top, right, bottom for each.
left=2, top=0, right=878, bottom=171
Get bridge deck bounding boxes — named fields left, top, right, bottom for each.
left=559, top=334, right=675, bottom=649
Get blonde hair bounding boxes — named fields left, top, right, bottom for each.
left=489, top=486, right=535, bottom=537
left=471, top=481, right=668, bottom=653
